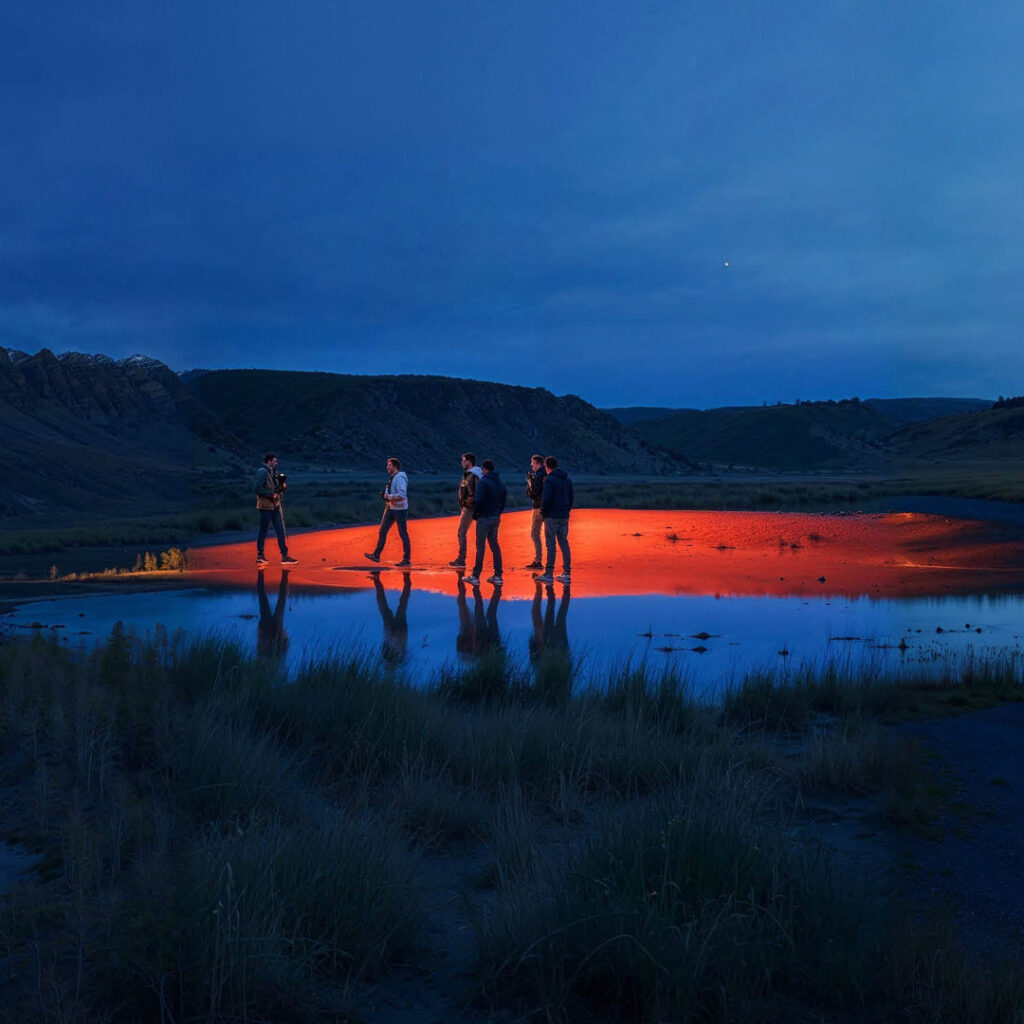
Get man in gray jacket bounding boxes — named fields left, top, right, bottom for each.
left=365, top=457, right=412, bottom=566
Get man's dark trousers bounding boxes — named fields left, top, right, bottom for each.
left=373, top=508, right=411, bottom=561
left=258, top=508, right=288, bottom=558
left=472, top=515, right=502, bottom=577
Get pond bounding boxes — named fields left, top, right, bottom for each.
left=5, top=506, right=1024, bottom=696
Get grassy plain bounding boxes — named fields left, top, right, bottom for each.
left=1, top=630, right=1023, bottom=1022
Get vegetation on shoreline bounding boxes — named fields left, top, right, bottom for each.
left=2, top=631, right=1023, bottom=1021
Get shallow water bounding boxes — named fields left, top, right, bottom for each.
left=5, top=577, right=1024, bottom=697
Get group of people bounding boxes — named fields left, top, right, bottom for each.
left=365, top=451, right=573, bottom=586
left=253, top=450, right=574, bottom=586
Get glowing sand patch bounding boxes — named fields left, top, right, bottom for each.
left=187, top=509, right=1024, bottom=600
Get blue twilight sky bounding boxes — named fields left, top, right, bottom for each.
left=2, top=1, right=1022, bottom=407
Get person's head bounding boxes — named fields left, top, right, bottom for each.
left=386, top=457, right=401, bottom=476
left=531, top=454, right=544, bottom=470
left=264, top=452, right=278, bottom=468
left=544, top=456, right=558, bottom=470
left=481, top=459, right=495, bottom=474
left=461, top=452, right=476, bottom=470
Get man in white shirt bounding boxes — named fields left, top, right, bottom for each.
left=365, top=457, right=411, bottom=566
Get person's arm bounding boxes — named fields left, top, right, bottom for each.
left=466, top=471, right=477, bottom=506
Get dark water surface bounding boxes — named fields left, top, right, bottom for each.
left=4, top=576, right=1024, bottom=697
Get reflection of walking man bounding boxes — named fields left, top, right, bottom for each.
left=371, top=571, right=411, bottom=663
left=535, top=456, right=573, bottom=584
left=464, top=460, right=507, bottom=587
left=255, top=453, right=299, bottom=568
left=525, top=454, right=547, bottom=570
left=365, top=457, right=411, bottom=567
left=257, top=569, right=290, bottom=659
left=450, top=452, right=483, bottom=568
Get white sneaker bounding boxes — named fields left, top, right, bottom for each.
left=487, top=575, right=503, bottom=585
left=463, top=575, right=481, bottom=586
left=556, top=572, right=571, bottom=583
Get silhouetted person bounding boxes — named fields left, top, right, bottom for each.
left=372, top=570, right=411, bottom=664
left=257, top=569, right=290, bottom=659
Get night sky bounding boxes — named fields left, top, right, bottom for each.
left=2, top=2, right=1021, bottom=407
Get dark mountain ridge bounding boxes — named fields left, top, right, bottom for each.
left=2, top=350, right=680, bottom=523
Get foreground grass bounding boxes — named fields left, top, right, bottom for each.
left=1, top=633, right=1023, bottom=1021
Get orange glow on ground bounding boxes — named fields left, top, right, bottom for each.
left=186, top=509, right=1024, bottom=600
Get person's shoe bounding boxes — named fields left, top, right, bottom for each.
left=364, top=552, right=381, bottom=563
left=395, top=559, right=412, bottom=567
left=524, top=561, right=543, bottom=570
left=486, top=575, right=503, bottom=585
left=535, top=572, right=554, bottom=583
left=256, top=557, right=269, bottom=568
left=463, top=574, right=481, bottom=586
left=556, top=572, right=571, bottom=583
left=448, top=558, right=466, bottom=567
left=281, top=555, right=299, bottom=565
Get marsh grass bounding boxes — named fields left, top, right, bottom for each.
left=2, top=627, right=1024, bottom=1021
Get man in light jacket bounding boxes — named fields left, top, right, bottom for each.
left=365, top=457, right=411, bottom=567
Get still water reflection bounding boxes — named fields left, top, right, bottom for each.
left=5, top=576, right=1024, bottom=698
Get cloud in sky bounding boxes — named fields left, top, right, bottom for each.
left=2, top=0, right=1022, bottom=406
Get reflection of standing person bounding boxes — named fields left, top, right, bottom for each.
left=450, top=452, right=483, bottom=568
left=455, top=577, right=478, bottom=658
left=255, top=453, right=299, bottom=568
left=528, top=580, right=571, bottom=664
left=257, top=569, right=290, bottom=659
left=525, top=454, right=547, bottom=570
left=535, top=456, right=573, bottom=584
left=365, top=457, right=411, bottom=567
left=472, top=583, right=502, bottom=653
left=371, top=570, right=411, bottom=663
left=464, top=460, right=507, bottom=587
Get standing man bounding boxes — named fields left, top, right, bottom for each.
left=464, top=459, right=507, bottom=587
left=524, top=453, right=547, bottom=570
left=449, top=452, right=483, bottom=568
left=365, top=457, right=411, bottom=567
left=535, top=455, right=573, bottom=584
left=255, top=453, right=299, bottom=568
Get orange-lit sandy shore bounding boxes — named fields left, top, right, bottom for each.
left=186, top=509, right=1024, bottom=600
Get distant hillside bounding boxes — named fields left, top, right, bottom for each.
left=863, top=397, right=992, bottom=423
left=1, top=351, right=683, bottom=523
left=891, top=402, right=1024, bottom=461
left=0, top=347, right=239, bottom=521
left=185, top=370, right=677, bottom=475
left=629, top=400, right=898, bottom=471
left=602, top=406, right=689, bottom=425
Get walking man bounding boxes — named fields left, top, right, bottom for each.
left=525, top=453, right=546, bottom=570
left=255, top=453, right=299, bottom=568
left=365, top=457, right=411, bottom=567
left=464, top=459, right=507, bottom=587
left=535, top=455, right=573, bottom=584
left=449, top=452, right=483, bottom=567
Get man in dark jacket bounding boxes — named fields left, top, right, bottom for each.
left=524, top=454, right=546, bottom=570
left=450, top=452, right=483, bottom=568
left=464, top=459, right=507, bottom=587
left=535, top=456, right=573, bottom=584
left=255, top=453, right=299, bottom=568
